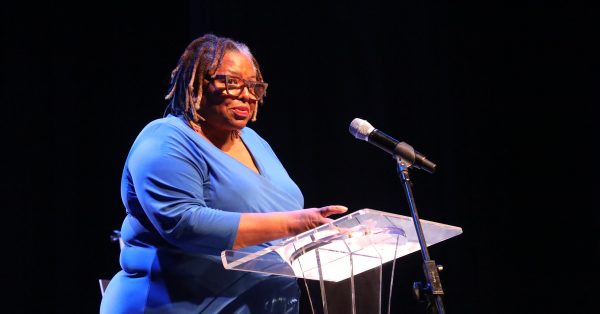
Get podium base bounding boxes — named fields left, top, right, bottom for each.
left=301, top=266, right=382, bottom=314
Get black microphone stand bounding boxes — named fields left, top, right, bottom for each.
left=395, top=156, right=446, bottom=314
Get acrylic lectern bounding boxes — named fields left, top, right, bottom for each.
left=221, top=208, right=462, bottom=314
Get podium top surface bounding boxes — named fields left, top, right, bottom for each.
left=221, top=208, right=462, bottom=282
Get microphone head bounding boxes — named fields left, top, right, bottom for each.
left=349, top=118, right=375, bottom=141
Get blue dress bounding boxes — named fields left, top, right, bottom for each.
left=100, top=115, right=304, bottom=313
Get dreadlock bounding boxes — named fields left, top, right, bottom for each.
left=164, top=34, right=265, bottom=123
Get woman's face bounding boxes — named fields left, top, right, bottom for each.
left=200, top=50, right=259, bottom=133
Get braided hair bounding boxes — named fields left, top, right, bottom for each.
left=164, top=34, right=265, bottom=123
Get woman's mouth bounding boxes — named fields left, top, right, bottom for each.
left=231, top=106, right=250, bottom=118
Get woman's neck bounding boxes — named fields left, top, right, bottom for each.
left=190, top=120, right=241, bottom=150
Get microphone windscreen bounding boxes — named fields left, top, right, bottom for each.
left=349, top=118, right=374, bottom=141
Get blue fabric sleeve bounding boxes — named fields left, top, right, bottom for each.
left=127, top=124, right=241, bottom=253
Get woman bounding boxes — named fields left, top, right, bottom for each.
left=99, top=34, right=347, bottom=313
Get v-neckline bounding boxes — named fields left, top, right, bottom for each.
left=232, top=132, right=263, bottom=176
left=184, top=118, right=264, bottom=176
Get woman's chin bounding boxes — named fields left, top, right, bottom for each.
left=230, top=118, right=250, bottom=130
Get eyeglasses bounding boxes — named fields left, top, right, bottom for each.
left=208, top=74, right=268, bottom=100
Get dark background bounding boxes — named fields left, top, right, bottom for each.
left=3, top=1, right=598, bottom=313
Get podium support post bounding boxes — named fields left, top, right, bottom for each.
left=396, top=158, right=446, bottom=314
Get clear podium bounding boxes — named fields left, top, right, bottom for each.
left=221, top=208, right=462, bottom=313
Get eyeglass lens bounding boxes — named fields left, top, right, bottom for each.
left=217, top=75, right=267, bottom=99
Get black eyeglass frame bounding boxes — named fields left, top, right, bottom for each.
left=207, top=74, right=268, bottom=100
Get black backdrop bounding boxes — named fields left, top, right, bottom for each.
left=3, top=1, right=598, bottom=313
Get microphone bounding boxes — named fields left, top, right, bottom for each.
left=349, top=118, right=437, bottom=174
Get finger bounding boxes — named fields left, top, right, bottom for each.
left=320, top=205, right=348, bottom=217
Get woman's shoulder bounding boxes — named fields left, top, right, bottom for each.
left=128, top=115, right=200, bottom=154
left=241, top=126, right=269, bottom=145
left=241, top=126, right=278, bottom=154
left=143, top=115, right=188, bottom=131
left=136, top=115, right=195, bottom=140
left=127, top=116, right=207, bottom=168
left=241, top=125, right=259, bottom=137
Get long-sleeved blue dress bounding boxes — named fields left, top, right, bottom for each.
left=100, top=115, right=304, bottom=313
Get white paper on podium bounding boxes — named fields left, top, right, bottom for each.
left=221, top=208, right=462, bottom=282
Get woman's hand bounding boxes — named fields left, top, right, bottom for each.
left=233, top=205, right=348, bottom=249
left=287, top=205, right=348, bottom=235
